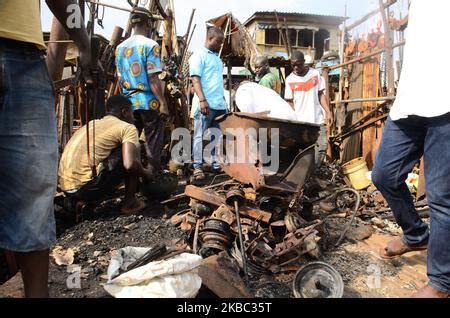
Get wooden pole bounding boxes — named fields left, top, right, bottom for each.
left=346, top=0, right=397, bottom=32
left=274, top=11, right=290, bottom=57
left=283, top=18, right=292, bottom=57
left=337, top=4, right=347, bottom=134
left=379, top=0, right=395, bottom=96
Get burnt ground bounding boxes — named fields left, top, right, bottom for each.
left=46, top=197, right=426, bottom=298
left=49, top=198, right=187, bottom=298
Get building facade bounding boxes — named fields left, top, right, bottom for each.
left=244, top=12, right=345, bottom=61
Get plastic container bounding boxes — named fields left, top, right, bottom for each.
left=342, top=157, right=372, bottom=190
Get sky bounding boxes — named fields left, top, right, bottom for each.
left=40, top=0, right=409, bottom=50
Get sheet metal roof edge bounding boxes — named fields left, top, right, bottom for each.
left=244, top=11, right=347, bottom=26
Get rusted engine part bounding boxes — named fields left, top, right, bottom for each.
left=245, top=221, right=323, bottom=273
left=198, top=218, right=232, bottom=258
left=216, top=112, right=319, bottom=193
left=185, top=185, right=272, bottom=223
left=226, top=189, right=248, bottom=279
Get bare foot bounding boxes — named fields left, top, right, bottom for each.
left=121, top=198, right=146, bottom=215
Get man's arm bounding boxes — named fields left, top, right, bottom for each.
left=191, top=76, right=209, bottom=115
left=45, top=0, right=93, bottom=84
left=148, top=74, right=169, bottom=116
left=122, top=142, right=153, bottom=180
left=319, top=90, right=332, bottom=127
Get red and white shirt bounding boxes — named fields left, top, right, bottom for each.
left=285, top=68, right=326, bottom=124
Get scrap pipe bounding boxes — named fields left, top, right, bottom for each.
left=234, top=200, right=248, bottom=281
left=346, top=0, right=397, bottom=31
left=331, top=96, right=395, bottom=105
left=330, top=40, right=405, bottom=71
left=85, top=0, right=164, bottom=19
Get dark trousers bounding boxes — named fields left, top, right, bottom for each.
left=134, top=110, right=164, bottom=171
left=372, top=113, right=450, bottom=293
left=69, top=148, right=124, bottom=202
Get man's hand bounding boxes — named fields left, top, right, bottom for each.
left=78, top=46, right=94, bottom=86
left=159, top=102, right=170, bottom=122
left=200, top=100, right=210, bottom=116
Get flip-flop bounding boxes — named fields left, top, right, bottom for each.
left=379, top=237, right=427, bottom=259
left=121, top=199, right=146, bottom=215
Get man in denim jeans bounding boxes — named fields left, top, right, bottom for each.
left=372, top=0, right=450, bottom=298
left=0, top=0, right=93, bottom=297
left=189, top=27, right=227, bottom=180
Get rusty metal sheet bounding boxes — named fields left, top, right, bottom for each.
left=216, top=112, right=319, bottom=193
left=198, top=254, right=253, bottom=298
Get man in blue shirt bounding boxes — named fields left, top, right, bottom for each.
left=189, top=27, right=226, bottom=180
left=116, top=7, right=168, bottom=171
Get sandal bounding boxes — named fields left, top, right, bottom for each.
left=193, top=168, right=205, bottom=181
left=379, top=237, right=427, bottom=259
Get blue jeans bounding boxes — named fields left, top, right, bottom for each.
left=0, top=40, right=58, bottom=252
left=372, top=114, right=450, bottom=293
left=193, top=109, right=227, bottom=170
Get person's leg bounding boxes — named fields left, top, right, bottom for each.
left=121, top=171, right=145, bottom=214
left=142, top=111, right=164, bottom=171
left=15, top=250, right=50, bottom=298
left=0, top=44, right=57, bottom=298
left=206, top=109, right=227, bottom=171
left=372, top=117, right=429, bottom=246
left=193, top=112, right=206, bottom=171
left=422, top=113, right=450, bottom=294
left=315, top=125, right=327, bottom=167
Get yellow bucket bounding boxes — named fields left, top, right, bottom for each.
left=342, top=157, right=372, bottom=190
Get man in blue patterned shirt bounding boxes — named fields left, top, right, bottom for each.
left=116, top=7, right=168, bottom=171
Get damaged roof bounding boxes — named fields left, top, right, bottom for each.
left=244, top=11, right=347, bottom=27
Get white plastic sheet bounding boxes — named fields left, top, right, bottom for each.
left=104, top=247, right=203, bottom=298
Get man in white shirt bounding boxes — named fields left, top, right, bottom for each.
left=285, top=51, right=332, bottom=166
left=372, top=0, right=450, bottom=298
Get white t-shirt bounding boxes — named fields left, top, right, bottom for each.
left=390, top=0, right=450, bottom=120
left=235, top=82, right=298, bottom=121
left=285, top=68, right=326, bottom=124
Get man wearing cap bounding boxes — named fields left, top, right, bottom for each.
left=255, top=56, right=282, bottom=95
left=115, top=7, right=169, bottom=172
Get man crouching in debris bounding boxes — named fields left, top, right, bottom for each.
left=59, top=96, right=153, bottom=215
left=189, top=26, right=227, bottom=181
left=372, top=0, right=450, bottom=298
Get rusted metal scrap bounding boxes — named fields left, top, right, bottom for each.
left=185, top=185, right=272, bottom=223
left=216, top=112, right=319, bottom=193
left=246, top=221, right=322, bottom=273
